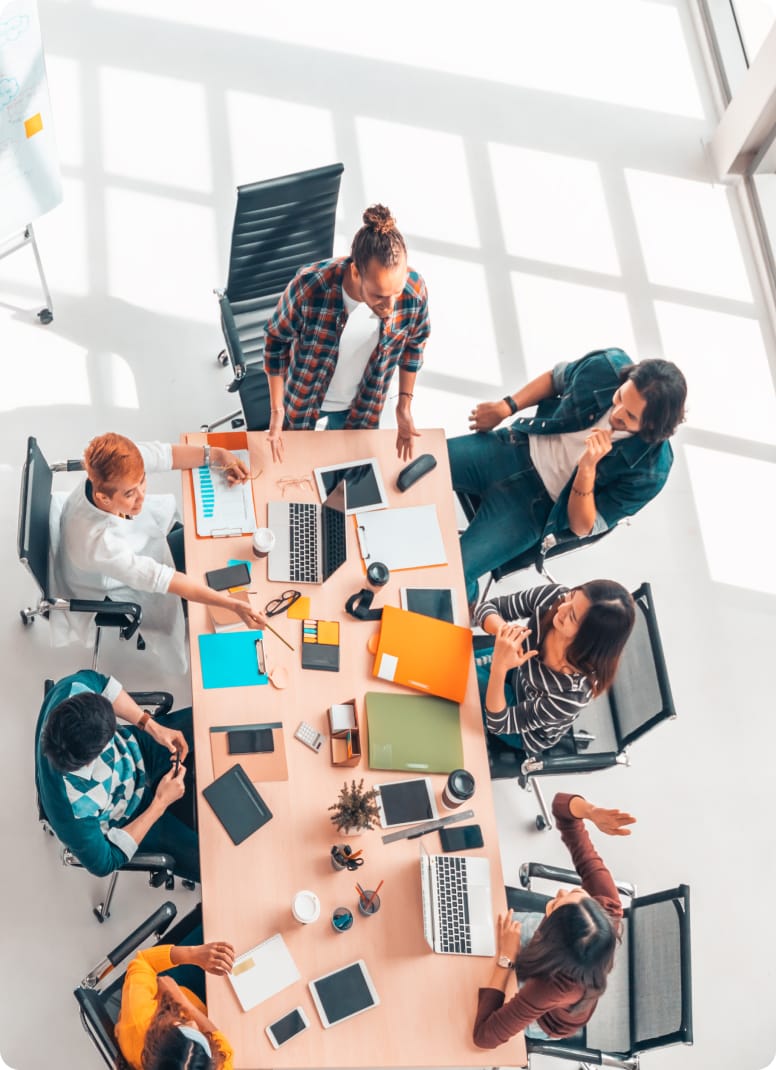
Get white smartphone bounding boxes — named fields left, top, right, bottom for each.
left=265, top=1006, right=310, bottom=1049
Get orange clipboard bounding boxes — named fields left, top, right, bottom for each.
left=370, top=605, right=472, bottom=703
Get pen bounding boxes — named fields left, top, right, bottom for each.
left=364, top=880, right=383, bottom=909
left=263, top=620, right=295, bottom=652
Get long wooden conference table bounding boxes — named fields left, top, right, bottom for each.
left=181, top=427, right=527, bottom=1070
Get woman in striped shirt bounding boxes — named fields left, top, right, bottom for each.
left=474, top=581, right=635, bottom=754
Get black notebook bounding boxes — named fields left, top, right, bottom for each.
left=202, top=763, right=273, bottom=845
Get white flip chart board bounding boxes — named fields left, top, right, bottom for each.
left=0, top=0, right=62, bottom=242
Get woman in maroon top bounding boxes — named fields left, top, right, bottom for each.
left=472, top=792, right=635, bottom=1049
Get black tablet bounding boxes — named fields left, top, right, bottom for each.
left=309, top=960, right=380, bottom=1028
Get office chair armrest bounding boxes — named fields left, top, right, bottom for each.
left=69, top=598, right=143, bottom=641
left=128, top=691, right=174, bottom=717
left=217, top=292, right=246, bottom=377
left=80, top=901, right=178, bottom=988
left=522, top=752, right=620, bottom=776
left=63, top=848, right=176, bottom=874
left=120, top=852, right=177, bottom=873
left=106, top=900, right=178, bottom=967
left=519, top=862, right=635, bottom=899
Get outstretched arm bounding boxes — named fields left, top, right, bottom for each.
left=468, top=370, right=556, bottom=431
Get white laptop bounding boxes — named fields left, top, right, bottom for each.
left=419, top=841, right=495, bottom=956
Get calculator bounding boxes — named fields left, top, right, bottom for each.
left=294, top=721, right=324, bottom=753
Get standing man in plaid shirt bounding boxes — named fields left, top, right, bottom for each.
left=264, top=204, right=430, bottom=462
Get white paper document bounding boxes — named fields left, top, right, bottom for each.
left=355, top=505, right=447, bottom=571
left=228, top=933, right=300, bottom=1012
left=192, top=450, right=256, bottom=536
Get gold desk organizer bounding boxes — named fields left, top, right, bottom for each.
left=328, top=699, right=362, bottom=767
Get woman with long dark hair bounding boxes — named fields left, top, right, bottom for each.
left=473, top=793, right=635, bottom=1047
left=474, top=581, right=636, bottom=754
left=115, top=938, right=235, bottom=1069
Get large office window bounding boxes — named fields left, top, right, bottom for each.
left=698, top=0, right=776, bottom=300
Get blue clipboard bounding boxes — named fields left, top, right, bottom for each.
left=198, top=630, right=269, bottom=689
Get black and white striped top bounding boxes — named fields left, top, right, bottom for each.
left=474, top=584, right=593, bottom=755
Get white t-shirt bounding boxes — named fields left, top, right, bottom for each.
left=320, top=287, right=380, bottom=412
left=528, top=408, right=631, bottom=502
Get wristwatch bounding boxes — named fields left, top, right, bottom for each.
left=502, top=395, right=518, bottom=415
left=202, top=444, right=211, bottom=467
left=497, top=954, right=514, bottom=969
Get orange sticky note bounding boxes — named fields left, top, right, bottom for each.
left=287, top=596, right=310, bottom=620
left=24, top=113, right=43, bottom=138
left=317, top=621, right=339, bottom=646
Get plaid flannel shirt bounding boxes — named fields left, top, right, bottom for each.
left=264, top=256, right=430, bottom=429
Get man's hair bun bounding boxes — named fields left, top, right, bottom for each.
left=362, top=204, right=396, bottom=235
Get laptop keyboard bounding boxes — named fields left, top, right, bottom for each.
left=288, top=503, right=319, bottom=583
left=433, top=855, right=472, bottom=954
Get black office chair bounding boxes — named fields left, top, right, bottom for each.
left=507, top=865, right=693, bottom=1069
left=457, top=489, right=624, bottom=609
left=481, top=582, right=675, bottom=830
left=18, top=436, right=144, bottom=668
left=37, top=681, right=191, bottom=922
left=75, top=900, right=204, bottom=1066
left=207, top=162, right=345, bottom=432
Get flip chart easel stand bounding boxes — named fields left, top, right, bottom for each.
left=0, top=222, right=53, bottom=324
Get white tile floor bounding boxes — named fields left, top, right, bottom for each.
left=1, top=2, right=775, bottom=1068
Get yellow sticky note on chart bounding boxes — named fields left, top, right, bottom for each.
left=24, top=113, right=43, bottom=138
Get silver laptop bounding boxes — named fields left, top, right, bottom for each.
left=266, top=480, right=347, bottom=585
left=419, top=841, right=495, bottom=956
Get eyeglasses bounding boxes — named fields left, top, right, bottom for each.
left=264, top=590, right=302, bottom=617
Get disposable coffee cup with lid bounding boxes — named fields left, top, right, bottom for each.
left=291, top=889, right=320, bottom=924
left=441, top=769, right=475, bottom=810
left=253, top=527, right=276, bottom=558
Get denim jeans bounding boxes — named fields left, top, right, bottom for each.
left=321, top=409, right=350, bottom=430
left=447, top=428, right=553, bottom=603
left=135, top=706, right=201, bottom=883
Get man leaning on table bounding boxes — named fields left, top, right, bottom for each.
left=264, top=204, right=430, bottom=463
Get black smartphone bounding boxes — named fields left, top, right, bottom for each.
left=205, top=562, right=251, bottom=590
left=439, top=824, right=484, bottom=852
left=227, top=728, right=274, bottom=755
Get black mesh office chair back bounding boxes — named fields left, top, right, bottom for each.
left=211, top=163, right=345, bottom=431
left=531, top=886, right=693, bottom=1067
left=18, top=435, right=55, bottom=600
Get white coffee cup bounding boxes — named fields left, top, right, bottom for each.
left=291, top=889, right=320, bottom=924
left=252, top=527, right=276, bottom=558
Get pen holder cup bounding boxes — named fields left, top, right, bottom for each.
left=357, top=892, right=381, bottom=917
left=332, top=907, right=354, bottom=932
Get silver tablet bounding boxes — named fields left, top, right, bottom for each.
left=314, top=458, right=388, bottom=515
left=375, top=777, right=438, bottom=829
left=308, top=959, right=380, bottom=1028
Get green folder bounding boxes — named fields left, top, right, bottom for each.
left=365, top=692, right=463, bottom=774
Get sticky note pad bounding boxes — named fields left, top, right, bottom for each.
left=317, top=621, right=339, bottom=646
left=287, top=596, right=310, bottom=620
left=24, top=112, right=43, bottom=138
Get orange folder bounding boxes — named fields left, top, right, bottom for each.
left=371, top=605, right=472, bottom=704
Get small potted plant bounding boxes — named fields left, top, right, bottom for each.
left=328, top=778, right=380, bottom=834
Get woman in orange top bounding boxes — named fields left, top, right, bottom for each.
left=115, top=939, right=235, bottom=1069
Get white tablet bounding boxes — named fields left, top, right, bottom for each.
left=375, top=777, right=438, bottom=829
left=314, top=458, right=388, bottom=515
left=308, top=959, right=380, bottom=1028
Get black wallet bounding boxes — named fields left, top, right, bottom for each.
left=202, top=763, right=273, bottom=845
